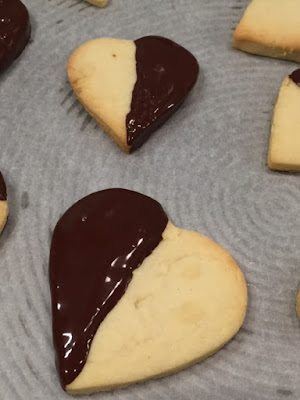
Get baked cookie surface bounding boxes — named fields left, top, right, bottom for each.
left=49, top=189, right=247, bottom=394
left=84, top=0, right=108, bottom=7
left=67, top=36, right=199, bottom=153
left=268, top=70, right=300, bottom=171
left=233, top=0, right=300, bottom=62
left=0, top=172, right=8, bottom=235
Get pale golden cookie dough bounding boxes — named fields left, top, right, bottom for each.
left=0, top=200, right=8, bottom=235
left=233, top=0, right=300, bottom=62
left=66, top=222, right=247, bottom=395
left=84, top=0, right=108, bottom=7
left=268, top=75, right=300, bottom=171
left=67, top=38, right=137, bottom=153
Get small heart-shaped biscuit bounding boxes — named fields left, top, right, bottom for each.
left=0, top=172, right=8, bottom=234
left=49, top=189, right=247, bottom=394
left=268, top=70, right=300, bottom=171
left=67, top=36, right=199, bottom=153
left=84, top=0, right=108, bottom=7
left=0, top=0, right=31, bottom=72
left=233, top=0, right=300, bottom=62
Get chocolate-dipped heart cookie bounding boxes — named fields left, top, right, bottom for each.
left=0, top=0, right=31, bottom=72
left=49, top=189, right=247, bottom=394
left=0, top=172, right=8, bottom=234
left=268, top=69, right=300, bottom=171
left=67, top=36, right=199, bottom=153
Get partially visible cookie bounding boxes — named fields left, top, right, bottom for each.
left=84, top=0, right=108, bottom=7
left=233, top=0, right=300, bottom=62
left=296, top=290, right=300, bottom=319
left=49, top=188, right=247, bottom=394
left=0, top=172, right=8, bottom=234
left=0, top=0, right=31, bottom=72
left=67, top=36, right=199, bottom=153
left=268, top=70, right=300, bottom=171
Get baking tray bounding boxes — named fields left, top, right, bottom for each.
left=0, top=0, right=299, bottom=399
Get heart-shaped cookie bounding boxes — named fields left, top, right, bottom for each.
left=49, top=189, right=247, bottom=394
left=0, top=0, right=31, bottom=72
left=233, top=0, right=300, bottom=62
left=0, top=172, right=8, bottom=234
left=67, top=36, right=199, bottom=153
left=268, top=69, right=300, bottom=171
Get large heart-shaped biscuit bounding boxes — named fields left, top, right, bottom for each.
left=49, top=189, right=247, bottom=394
left=233, top=0, right=300, bottom=62
left=268, top=69, right=300, bottom=171
left=0, top=172, right=8, bottom=234
left=0, top=0, right=31, bottom=72
left=67, top=36, right=199, bottom=153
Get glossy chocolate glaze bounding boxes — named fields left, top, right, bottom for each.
left=0, top=171, right=7, bottom=201
left=0, top=0, right=31, bottom=72
left=289, top=69, right=300, bottom=87
left=126, top=36, right=199, bottom=151
left=49, top=189, right=168, bottom=387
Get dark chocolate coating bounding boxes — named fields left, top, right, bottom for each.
left=0, top=171, right=7, bottom=201
left=0, top=0, right=31, bottom=72
left=126, top=36, right=199, bottom=151
left=289, top=69, right=300, bottom=87
left=49, top=189, right=168, bottom=387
